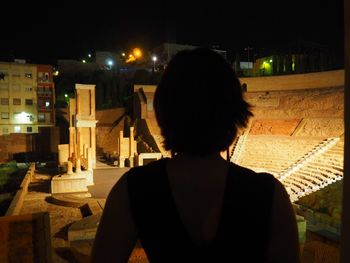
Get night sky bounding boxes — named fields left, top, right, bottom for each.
left=0, top=1, right=344, bottom=64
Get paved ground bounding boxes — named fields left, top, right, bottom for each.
left=88, top=167, right=129, bottom=198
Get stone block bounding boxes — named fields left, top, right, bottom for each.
left=51, top=174, right=88, bottom=194
left=58, top=144, right=69, bottom=166
left=138, top=152, right=162, bottom=166
left=68, top=214, right=101, bottom=242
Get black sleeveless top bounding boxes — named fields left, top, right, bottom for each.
left=126, top=158, right=276, bottom=262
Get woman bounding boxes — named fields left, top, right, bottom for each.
left=91, top=48, right=300, bottom=262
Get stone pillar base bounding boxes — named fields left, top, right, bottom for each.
left=83, top=170, right=94, bottom=186
left=51, top=174, right=89, bottom=194
left=119, top=157, right=125, bottom=168
left=129, top=157, right=134, bottom=168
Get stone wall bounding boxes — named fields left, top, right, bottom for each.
left=246, top=87, right=344, bottom=119
left=95, top=108, right=125, bottom=156
left=246, top=87, right=344, bottom=137
left=241, top=69, right=344, bottom=92
left=250, top=119, right=301, bottom=135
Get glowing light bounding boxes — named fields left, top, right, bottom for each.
left=269, top=59, right=273, bottom=63
left=15, top=112, right=32, bottom=123
left=64, top=94, right=68, bottom=98
left=106, top=59, right=114, bottom=67
left=53, top=70, right=59, bottom=76
left=88, top=54, right=92, bottom=58
left=82, top=59, right=86, bottom=63
left=126, top=54, right=136, bottom=63
left=14, top=126, right=21, bottom=133
left=132, top=48, right=142, bottom=58
left=122, top=53, right=126, bottom=57
left=152, top=56, right=157, bottom=62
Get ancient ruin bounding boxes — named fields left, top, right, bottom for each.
left=53, top=84, right=97, bottom=194
left=132, top=70, right=345, bottom=203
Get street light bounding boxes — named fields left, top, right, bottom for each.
left=133, top=48, right=142, bottom=59
left=152, top=56, right=157, bottom=71
left=106, top=58, right=114, bottom=69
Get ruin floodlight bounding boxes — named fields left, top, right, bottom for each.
left=152, top=56, right=157, bottom=62
left=122, top=53, right=126, bottom=57
left=64, top=94, right=68, bottom=98
left=269, top=59, right=273, bottom=63
left=88, top=54, right=92, bottom=58
left=82, top=59, right=86, bottom=63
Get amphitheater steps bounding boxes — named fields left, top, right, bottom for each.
left=236, top=136, right=324, bottom=174
left=280, top=138, right=343, bottom=202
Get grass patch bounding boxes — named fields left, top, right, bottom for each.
left=0, top=161, right=28, bottom=215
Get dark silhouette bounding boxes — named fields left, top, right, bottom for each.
left=91, top=48, right=300, bottom=262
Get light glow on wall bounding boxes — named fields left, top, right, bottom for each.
left=15, top=112, right=32, bottom=123
left=14, top=126, right=21, bottom=133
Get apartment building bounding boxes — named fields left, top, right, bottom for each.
left=0, top=62, right=55, bottom=136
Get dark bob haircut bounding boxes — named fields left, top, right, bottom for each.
left=154, top=48, right=253, bottom=156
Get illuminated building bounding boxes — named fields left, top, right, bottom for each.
left=0, top=61, right=55, bottom=135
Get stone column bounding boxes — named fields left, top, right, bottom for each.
left=77, top=128, right=81, bottom=158
left=83, top=144, right=87, bottom=159
left=129, top=127, right=135, bottom=167
left=119, top=130, right=124, bottom=167
left=87, top=148, right=92, bottom=171
left=76, top=158, right=81, bottom=173
left=67, top=161, right=73, bottom=175
left=69, top=127, right=75, bottom=158
left=129, top=127, right=135, bottom=156
left=119, top=130, right=123, bottom=156
left=73, top=128, right=77, bottom=161
left=90, top=127, right=96, bottom=166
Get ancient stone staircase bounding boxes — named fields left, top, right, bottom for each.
left=230, top=132, right=248, bottom=163
left=278, top=138, right=343, bottom=202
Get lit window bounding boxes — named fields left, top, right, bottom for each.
left=27, top=126, right=32, bottom=133
left=13, top=98, right=21, bottom=105
left=45, top=101, right=50, bottom=108
left=25, top=99, right=33, bottom=105
left=14, top=112, right=32, bottom=123
left=38, top=113, right=45, bottom=122
left=1, top=112, right=9, bottom=119
left=14, top=126, right=21, bottom=133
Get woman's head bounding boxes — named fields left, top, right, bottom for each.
left=154, top=48, right=252, bottom=156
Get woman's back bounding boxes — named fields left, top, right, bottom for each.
left=127, top=157, right=276, bottom=262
